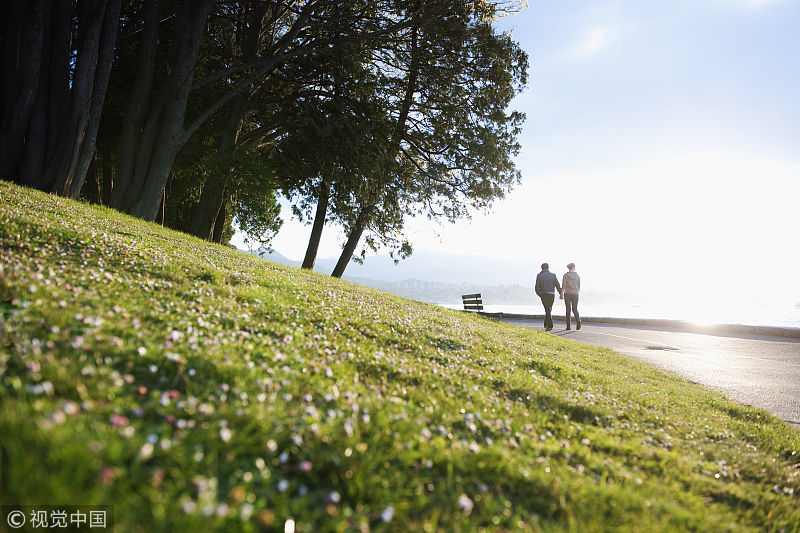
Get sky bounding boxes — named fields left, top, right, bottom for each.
left=235, top=0, right=800, bottom=318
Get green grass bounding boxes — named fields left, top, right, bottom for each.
left=1, top=180, right=798, bottom=532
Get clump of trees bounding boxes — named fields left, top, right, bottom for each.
left=0, top=0, right=527, bottom=278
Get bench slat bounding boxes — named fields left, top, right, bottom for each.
left=462, top=293, right=483, bottom=311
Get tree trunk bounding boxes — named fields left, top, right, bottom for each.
left=111, top=0, right=161, bottom=210
left=114, top=0, right=215, bottom=221
left=42, top=1, right=72, bottom=183
left=191, top=170, right=228, bottom=240
left=38, top=0, right=93, bottom=193
left=0, top=0, right=47, bottom=181
left=212, top=196, right=228, bottom=244
left=302, top=177, right=331, bottom=270
left=84, top=153, right=101, bottom=204
left=63, top=0, right=121, bottom=198
left=155, top=190, right=165, bottom=225
left=331, top=205, right=375, bottom=278
left=188, top=95, right=246, bottom=240
left=18, top=0, right=69, bottom=189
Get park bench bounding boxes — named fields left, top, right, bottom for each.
left=461, top=293, right=483, bottom=311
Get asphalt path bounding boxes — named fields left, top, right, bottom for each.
left=499, top=318, right=800, bottom=428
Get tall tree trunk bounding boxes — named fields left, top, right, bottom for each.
left=188, top=95, right=247, bottom=240
left=43, top=1, right=72, bottom=183
left=111, top=0, right=161, bottom=210
left=114, top=0, right=215, bottom=221
left=331, top=205, right=375, bottom=278
left=62, top=0, right=121, bottom=198
left=18, top=0, right=69, bottom=189
left=302, top=177, right=331, bottom=269
left=37, top=0, right=98, bottom=193
left=0, top=1, right=26, bottom=122
left=0, top=0, right=47, bottom=181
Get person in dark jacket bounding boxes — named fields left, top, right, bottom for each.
left=535, top=263, right=562, bottom=331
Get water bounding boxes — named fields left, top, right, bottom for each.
left=440, top=301, right=800, bottom=329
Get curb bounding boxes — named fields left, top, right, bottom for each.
left=473, top=312, right=800, bottom=339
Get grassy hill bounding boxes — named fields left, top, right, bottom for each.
left=1, top=180, right=798, bottom=532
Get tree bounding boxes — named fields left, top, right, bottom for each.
left=109, top=0, right=216, bottom=219
left=331, top=1, right=527, bottom=277
left=0, top=0, right=121, bottom=197
left=163, top=139, right=283, bottom=249
left=99, top=1, right=286, bottom=244
left=186, top=1, right=270, bottom=242
left=109, top=0, right=441, bottom=223
left=2, top=0, right=526, bottom=259
left=273, top=44, right=392, bottom=269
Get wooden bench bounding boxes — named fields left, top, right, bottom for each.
left=461, top=293, right=483, bottom=311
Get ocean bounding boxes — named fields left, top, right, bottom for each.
left=440, top=301, right=800, bottom=329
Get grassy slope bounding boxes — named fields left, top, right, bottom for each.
left=0, top=180, right=798, bottom=533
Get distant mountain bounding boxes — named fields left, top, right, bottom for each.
left=244, top=248, right=301, bottom=268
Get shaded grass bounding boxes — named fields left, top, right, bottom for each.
left=1, top=180, right=798, bottom=532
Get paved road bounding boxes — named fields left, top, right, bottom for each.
left=500, top=318, right=800, bottom=428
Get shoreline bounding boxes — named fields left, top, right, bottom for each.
left=474, top=311, right=800, bottom=339
left=438, top=302, right=800, bottom=330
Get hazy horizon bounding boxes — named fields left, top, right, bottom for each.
left=240, top=247, right=800, bottom=328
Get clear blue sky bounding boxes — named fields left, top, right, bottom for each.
left=237, top=0, right=800, bottom=314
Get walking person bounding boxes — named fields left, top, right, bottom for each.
left=562, top=263, right=581, bottom=330
left=535, top=263, right=562, bottom=331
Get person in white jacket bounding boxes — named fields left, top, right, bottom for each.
left=562, top=263, right=581, bottom=330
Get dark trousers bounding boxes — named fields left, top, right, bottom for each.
left=565, top=293, right=580, bottom=327
left=540, top=293, right=555, bottom=329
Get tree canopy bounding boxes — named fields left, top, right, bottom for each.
left=0, top=0, right=528, bottom=276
